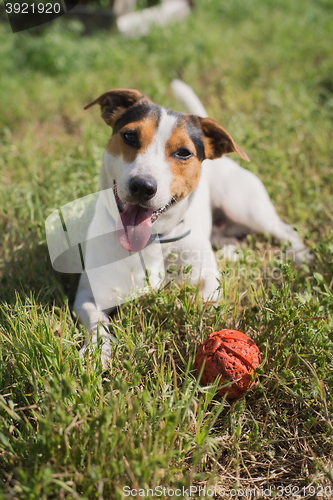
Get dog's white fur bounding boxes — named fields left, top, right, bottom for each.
left=74, top=81, right=307, bottom=367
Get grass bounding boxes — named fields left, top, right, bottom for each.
left=0, top=0, right=333, bottom=497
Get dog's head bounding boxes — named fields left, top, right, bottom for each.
left=85, top=89, right=249, bottom=251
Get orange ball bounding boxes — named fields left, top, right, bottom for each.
left=194, top=330, right=261, bottom=399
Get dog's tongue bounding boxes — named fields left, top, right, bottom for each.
left=116, top=204, right=154, bottom=252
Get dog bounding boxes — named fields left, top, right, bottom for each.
left=74, top=80, right=308, bottom=366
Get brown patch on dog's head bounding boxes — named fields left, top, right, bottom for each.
left=105, top=104, right=161, bottom=163
left=199, top=117, right=250, bottom=162
left=105, top=117, right=160, bottom=163
left=166, top=121, right=202, bottom=201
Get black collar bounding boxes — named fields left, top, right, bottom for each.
left=157, top=228, right=191, bottom=244
left=146, top=220, right=191, bottom=246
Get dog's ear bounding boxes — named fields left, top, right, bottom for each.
left=199, top=117, right=250, bottom=162
left=84, top=89, right=145, bottom=127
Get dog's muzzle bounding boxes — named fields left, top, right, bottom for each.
left=113, top=181, right=178, bottom=252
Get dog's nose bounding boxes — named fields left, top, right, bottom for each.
left=129, top=176, right=157, bottom=201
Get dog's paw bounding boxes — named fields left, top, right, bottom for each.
left=215, top=244, right=241, bottom=262
left=79, top=342, right=112, bottom=371
left=286, top=247, right=314, bottom=266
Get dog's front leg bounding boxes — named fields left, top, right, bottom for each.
left=74, top=272, right=114, bottom=369
left=167, top=235, right=221, bottom=302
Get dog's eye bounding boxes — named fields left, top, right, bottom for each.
left=175, top=148, right=193, bottom=159
left=122, top=131, right=138, bottom=146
